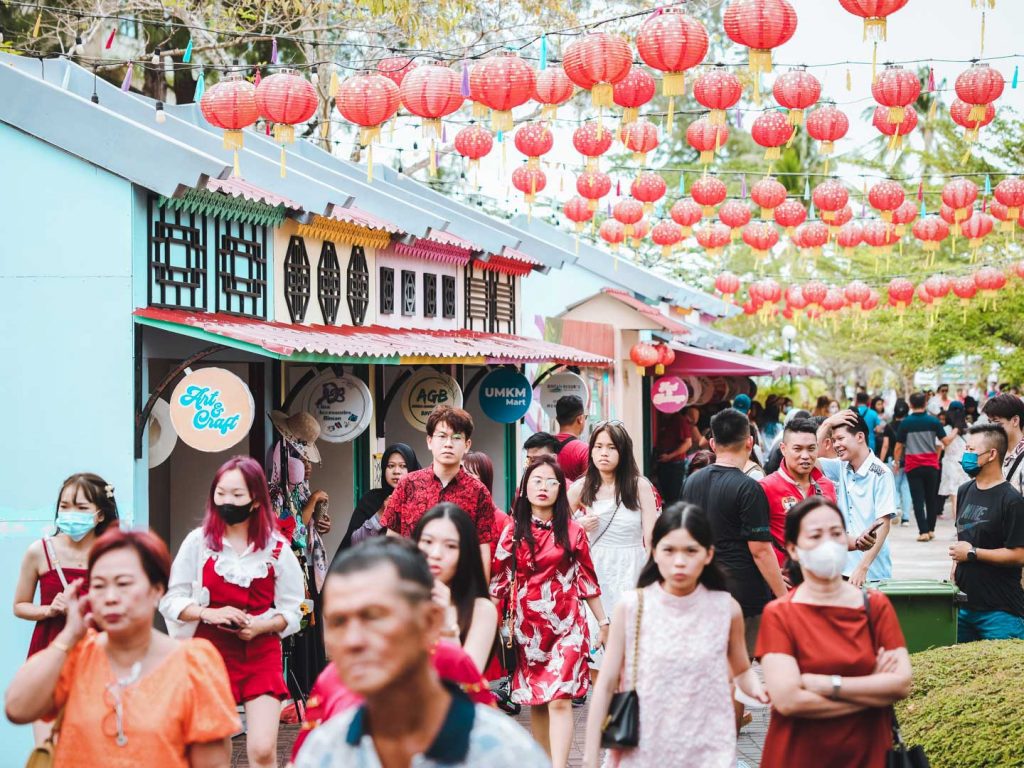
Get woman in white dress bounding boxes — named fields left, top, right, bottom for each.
left=569, top=421, right=658, bottom=671
left=939, top=402, right=970, bottom=513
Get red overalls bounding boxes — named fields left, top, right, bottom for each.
left=195, top=540, right=289, bottom=704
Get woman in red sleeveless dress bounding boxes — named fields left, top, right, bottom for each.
left=160, top=456, right=304, bottom=768
left=12, top=472, right=118, bottom=744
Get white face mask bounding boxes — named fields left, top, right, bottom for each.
left=796, top=540, right=847, bottom=580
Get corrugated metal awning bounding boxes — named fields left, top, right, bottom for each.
left=666, top=342, right=816, bottom=378
left=134, top=308, right=611, bottom=367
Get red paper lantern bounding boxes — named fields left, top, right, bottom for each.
left=720, top=200, right=753, bottom=238
left=812, top=180, right=849, bottom=223
left=750, top=176, right=787, bottom=219
left=600, top=219, right=626, bottom=252
left=469, top=52, right=535, bottom=132
left=751, top=110, right=795, bottom=161
left=670, top=199, right=703, bottom=237
left=533, top=68, right=575, bottom=119
left=888, top=277, right=914, bottom=311
left=868, top=180, right=906, bottom=223
left=511, top=166, right=546, bottom=206
left=872, top=105, right=917, bottom=151
left=975, top=266, right=1007, bottom=295
left=871, top=65, right=921, bottom=124
left=862, top=289, right=881, bottom=312
left=651, top=220, right=685, bottom=258
left=837, top=0, right=910, bottom=41
left=636, top=8, right=709, bottom=98
left=1013, top=261, right=1024, bottom=280
left=200, top=74, right=258, bottom=175
left=955, top=63, right=1005, bottom=122
left=563, top=196, right=594, bottom=232
left=723, top=0, right=799, bottom=76
left=836, top=222, right=864, bottom=254
left=630, top=218, right=652, bottom=245
left=950, top=98, right=996, bottom=142
left=453, top=125, right=494, bottom=171
left=693, top=67, right=744, bottom=126
left=715, top=271, right=741, bottom=298
left=691, top=176, right=728, bottom=216
left=377, top=56, right=417, bottom=87
left=794, top=221, right=829, bottom=255
left=629, top=341, right=660, bottom=374
left=942, top=178, right=978, bottom=223
left=994, top=178, right=1024, bottom=220
left=573, top=121, right=615, bottom=172
left=773, top=67, right=821, bottom=125
left=400, top=64, right=463, bottom=134
left=577, top=171, right=612, bottom=211
left=756, top=277, right=782, bottom=304
left=686, top=118, right=729, bottom=166
left=514, top=122, right=554, bottom=168
left=830, top=205, right=854, bottom=234
left=783, top=284, right=806, bottom=311
left=953, top=275, right=978, bottom=300
left=632, top=172, right=668, bottom=214
left=773, top=199, right=807, bottom=233
left=863, top=220, right=900, bottom=253
left=613, top=66, right=657, bottom=125
left=337, top=73, right=401, bottom=139
left=742, top=301, right=758, bottom=315
left=562, top=33, right=633, bottom=107
left=990, top=200, right=1012, bottom=231
left=844, top=280, right=871, bottom=306
left=695, top=222, right=732, bottom=256
left=822, top=287, right=847, bottom=313
left=891, top=199, right=919, bottom=236
left=255, top=69, right=318, bottom=141
left=621, top=119, right=660, bottom=165
left=805, top=103, right=850, bottom=156
left=912, top=216, right=949, bottom=252
left=742, top=221, right=779, bottom=258
left=613, top=198, right=645, bottom=237
left=961, top=212, right=994, bottom=250
left=924, top=274, right=952, bottom=300
left=802, top=280, right=828, bottom=307
left=915, top=284, right=934, bottom=306
left=653, top=343, right=676, bottom=374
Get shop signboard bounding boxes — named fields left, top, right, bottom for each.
left=402, top=368, right=464, bottom=431
left=169, top=367, right=254, bottom=452
left=300, top=371, right=373, bottom=443
left=478, top=368, right=532, bottom=423
left=537, top=371, right=589, bottom=420
left=651, top=376, right=690, bottom=414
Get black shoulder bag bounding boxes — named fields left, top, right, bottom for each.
left=862, top=589, right=930, bottom=768
left=601, top=588, right=643, bottom=749
left=496, top=537, right=519, bottom=676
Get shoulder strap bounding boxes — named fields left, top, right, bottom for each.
left=630, top=588, right=644, bottom=690
left=1008, top=450, right=1024, bottom=487
left=556, top=435, right=576, bottom=452
left=862, top=587, right=877, bottom=651
left=45, top=538, right=68, bottom=589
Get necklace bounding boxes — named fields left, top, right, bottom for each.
left=105, top=659, right=143, bottom=747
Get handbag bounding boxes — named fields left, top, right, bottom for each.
left=496, top=537, right=520, bottom=676
left=601, top=588, right=644, bottom=749
left=862, top=590, right=930, bottom=768
left=24, top=708, right=63, bottom=768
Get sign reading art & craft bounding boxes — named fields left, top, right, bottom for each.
left=169, top=367, right=254, bottom=452
left=651, top=376, right=690, bottom=414
left=300, top=371, right=372, bottom=443
left=537, top=371, right=589, bottom=420
left=402, top=369, right=464, bottom=431
left=478, top=369, right=532, bottom=423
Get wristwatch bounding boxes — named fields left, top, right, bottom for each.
left=830, top=675, right=842, bottom=701
left=967, top=547, right=978, bottom=562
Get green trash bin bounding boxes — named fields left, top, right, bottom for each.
left=866, top=579, right=963, bottom=653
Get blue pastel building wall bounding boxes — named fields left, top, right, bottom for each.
left=0, top=121, right=140, bottom=756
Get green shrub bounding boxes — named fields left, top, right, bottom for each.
left=896, top=640, right=1024, bottom=768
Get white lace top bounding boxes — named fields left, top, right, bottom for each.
left=160, top=527, right=304, bottom=637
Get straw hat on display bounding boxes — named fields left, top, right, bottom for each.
left=270, top=410, right=322, bottom=463
left=148, top=398, right=177, bottom=468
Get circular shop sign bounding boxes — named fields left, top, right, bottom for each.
left=478, top=368, right=533, bottom=424
left=537, top=371, right=590, bottom=421
left=300, top=371, right=372, bottom=443
left=651, top=376, right=690, bottom=414
left=402, top=369, right=464, bottom=431
left=169, top=367, right=254, bottom=452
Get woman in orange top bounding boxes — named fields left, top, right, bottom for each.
left=4, top=529, right=240, bottom=768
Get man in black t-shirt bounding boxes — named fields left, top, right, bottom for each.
left=949, top=423, right=1024, bottom=642
left=681, top=408, right=786, bottom=656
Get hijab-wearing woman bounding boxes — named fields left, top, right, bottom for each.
left=6, top=529, right=240, bottom=768
left=340, top=443, right=421, bottom=549
left=757, top=497, right=912, bottom=768
left=12, top=472, right=120, bottom=744
left=160, top=456, right=304, bottom=768
left=412, top=503, right=498, bottom=672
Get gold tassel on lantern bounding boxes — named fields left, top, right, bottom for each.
left=591, top=83, right=613, bottom=108
left=622, top=107, right=639, bottom=125
left=667, top=97, right=675, bottom=134
left=328, top=68, right=339, bottom=99
left=472, top=101, right=489, bottom=119
left=491, top=110, right=514, bottom=133
left=863, top=17, right=888, bottom=42
left=764, top=146, right=781, bottom=162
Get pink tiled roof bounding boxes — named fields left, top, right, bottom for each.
left=205, top=177, right=302, bottom=210
left=327, top=205, right=403, bottom=234
left=600, top=288, right=691, bottom=335
left=394, top=235, right=474, bottom=266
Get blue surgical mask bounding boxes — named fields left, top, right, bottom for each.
left=961, top=452, right=984, bottom=478
left=56, top=511, right=98, bottom=542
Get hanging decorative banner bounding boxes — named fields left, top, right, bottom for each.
left=299, top=370, right=373, bottom=443
left=652, top=376, right=690, bottom=414
left=478, top=368, right=533, bottom=423
left=169, top=367, right=254, bottom=452
left=402, top=368, right=464, bottom=431
left=537, top=371, right=590, bottom=421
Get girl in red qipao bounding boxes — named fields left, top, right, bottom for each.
left=160, top=456, right=304, bottom=768
left=491, top=455, right=609, bottom=768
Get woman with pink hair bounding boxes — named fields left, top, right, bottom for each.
left=160, top=456, right=304, bottom=768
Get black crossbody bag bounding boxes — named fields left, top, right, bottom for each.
left=601, top=588, right=643, bottom=748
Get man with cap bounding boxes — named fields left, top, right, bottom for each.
left=732, top=395, right=764, bottom=464
left=553, top=395, right=591, bottom=482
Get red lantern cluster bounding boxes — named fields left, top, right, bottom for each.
left=629, top=341, right=660, bottom=374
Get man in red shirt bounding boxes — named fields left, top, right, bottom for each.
left=380, top=405, right=495, bottom=575
left=759, top=418, right=837, bottom=567
left=553, top=395, right=590, bottom=482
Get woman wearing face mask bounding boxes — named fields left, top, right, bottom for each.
left=938, top=402, right=970, bottom=516
left=757, top=497, right=912, bottom=768
left=5, top=529, right=240, bottom=767
left=160, top=456, right=304, bottom=768
left=412, top=503, right=498, bottom=672
left=12, top=472, right=120, bottom=744
left=339, top=443, right=421, bottom=549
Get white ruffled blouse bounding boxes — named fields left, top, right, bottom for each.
left=160, top=527, right=304, bottom=637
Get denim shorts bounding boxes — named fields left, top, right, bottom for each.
left=957, top=607, right=1024, bottom=642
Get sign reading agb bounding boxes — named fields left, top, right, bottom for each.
left=169, top=367, right=255, bottom=452
left=402, top=369, right=464, bottom=431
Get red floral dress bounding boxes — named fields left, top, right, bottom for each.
left=490, top=518, right=601, bottom=705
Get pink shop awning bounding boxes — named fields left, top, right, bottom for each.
left=666, top=343, right=816, bottom=378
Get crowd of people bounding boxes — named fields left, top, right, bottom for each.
left=6, top=386, right=1024, bottom=767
